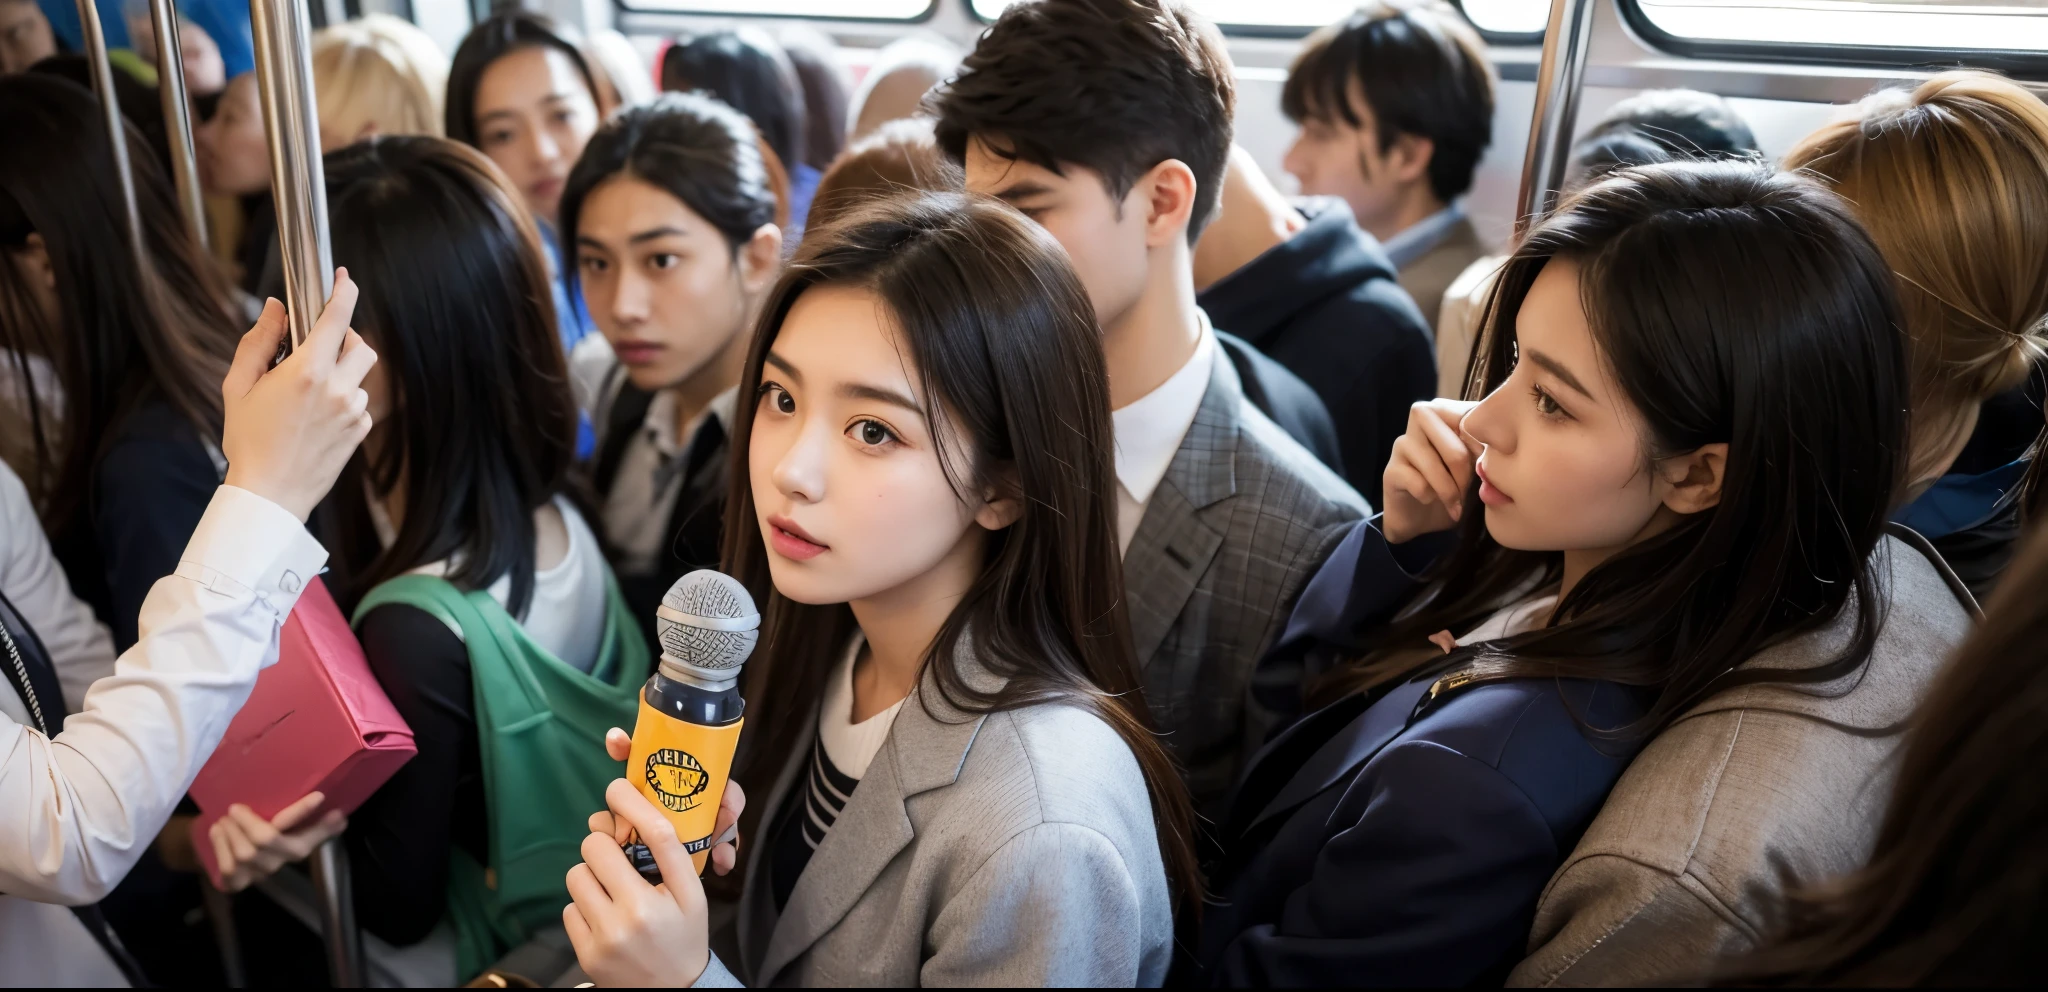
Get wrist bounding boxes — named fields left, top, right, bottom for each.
left=222, top=469, right=311, bottom=523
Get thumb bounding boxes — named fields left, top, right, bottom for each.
left=223, top=298, right=286, bottom=402
left=604, top=778, right=697, bottom=891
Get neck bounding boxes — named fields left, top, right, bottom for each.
left=845, top=529, right=986, bottom=722
left=1367, top=187, right=1450, bottom=246
left=666, top=323, right=749, bottom=441
left=1103, top=241, right=1203, bottom=410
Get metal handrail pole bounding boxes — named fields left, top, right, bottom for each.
left=1514, top=0, right=1599, bottom=236
left=147, top=0, right=209, bottom=248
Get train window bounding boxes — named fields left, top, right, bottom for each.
left=619, top=0, right=936, bottom=18
left=1457, top=0, right=1550, bottom=40
left=1622, top=1, right=2048, bottom=72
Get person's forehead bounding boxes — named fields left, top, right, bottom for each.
left=780, top=287, right=911, bottom=381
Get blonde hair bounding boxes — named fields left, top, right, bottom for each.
left=1786, top=71, right=2048, bottom=481
left=312, top=14, right=449, bottom=145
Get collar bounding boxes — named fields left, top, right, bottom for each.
left=1111, top=316, right=1216, bottom=506
left=642, top=385, right=739, bottom=459
left=1382, top=200, right=1466, bottom=270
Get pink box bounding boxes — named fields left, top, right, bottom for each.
left=187, top=577, right=415, bottom=887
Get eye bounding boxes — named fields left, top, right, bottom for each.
left=849, top=419, right=897, bottom=448
left=553, top=110, right=577, bottom=125
left=1531, top=385, right=1565, bottom=419
left=758, top=383, right=795, bottom=415
left=482, top=129, right=514, bottom=148
left=648, top=253, right=680, bottom=271
left=578, top=255, right=607, bottom=274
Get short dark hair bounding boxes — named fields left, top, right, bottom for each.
left=560, top=91, right=781, bottom=270
left=930, top=0, right=1235, bottom=244
left=807, top=117, right=962, bottom=233
left=660, top=28, right=808, bottom=179
left=445, top=9, right=599, bottom=150
left=1283, top=1, right=1495, bottom=203
left=1569, top=88, right=1760, bottom=185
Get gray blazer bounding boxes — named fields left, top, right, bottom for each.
left=696, top=648, right=1175, bottom=987
left=1508, top=534, right=1977, bottom=986
left=1126, top=351, right=1368, bottom=813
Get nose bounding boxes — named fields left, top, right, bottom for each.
left=768, top=416, right=828, bottom=505
left=610, top=268, right=650, bottom=328
left=1281, top=135, right=1308, bottom=185
left=1463, top=380, right=1514, bottom=455
left=531, top=126, right=560, bottom=165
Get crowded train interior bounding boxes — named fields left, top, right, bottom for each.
left=4, top=0, right=2048, bottom=987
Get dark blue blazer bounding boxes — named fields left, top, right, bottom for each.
left=1187, top=520, right=1647, bottom=987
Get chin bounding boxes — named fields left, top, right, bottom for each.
left=762, top=556, right=844, bottom=606
left=1481, top=510, right=1542, bottom=552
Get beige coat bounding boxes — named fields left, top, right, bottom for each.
left=1508, top=533, right=1975, bottom=987
left=1396, top=214, right=1488, bottom=337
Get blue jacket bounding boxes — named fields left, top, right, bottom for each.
left=1186, top=520, right=1646, bottom=987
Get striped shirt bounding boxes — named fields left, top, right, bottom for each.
left=771, top=634, right=906, bottom=909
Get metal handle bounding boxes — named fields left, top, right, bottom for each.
left=147, top=0, right=208, bottom=249
left=74, top=0, right=145, bottom=267
left=1514, top=0, right=1599, bottom=236
left=308, top=838, right=363, bottom=988
left=249, top=0, right=333, bottom=350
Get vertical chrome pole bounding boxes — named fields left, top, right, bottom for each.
left=1515, top=0, right=1598, bottom=235
left=75, top=0, right=146, bottom=262
left=148, top=0, right=209, bottom=249
left=307, top=840, right=363, bottom=988
left=249, top=0, right=332, bottom=351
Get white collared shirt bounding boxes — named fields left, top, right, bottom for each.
left=1112, top=319, right=1217, bottom=555
left=1, top=480, right=328, bottom=986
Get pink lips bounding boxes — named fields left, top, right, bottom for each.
left=767, top=515, right=827, bottom=561
left=1476, top=459, right=1513, bottom=507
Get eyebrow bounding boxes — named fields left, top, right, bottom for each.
left=763, top=351, right=803, bottom=384
left=1527, top=349, right=1595, bottom=400
left=629, top=226, right=689, bottom=244
left=840, top=383, right=924, bottom=419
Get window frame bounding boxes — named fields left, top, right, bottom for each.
left=1455, top=1, right=1547, bottom=46
left=1618, top=0, right=2048, bottom=80
left=956, top=0, right=1354, bottom=39
left=611, top=0, right=940, bottom=24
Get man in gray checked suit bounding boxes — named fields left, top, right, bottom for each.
left=936, top=0, right=1371, bottom=814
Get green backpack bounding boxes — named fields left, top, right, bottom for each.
left=353, top=572, right=649, bottom=980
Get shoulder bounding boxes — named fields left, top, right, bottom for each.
left=1228, top=400, right=1370, bottom=525
left=95, top=400, right=217, bottom=488
left=937, top=702, right=1159, bottom=859
left=1390, top=679, right=1643, bottom=797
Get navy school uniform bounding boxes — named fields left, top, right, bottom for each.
left=1181, top=520, right=1648, bottom=987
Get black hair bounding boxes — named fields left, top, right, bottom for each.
left=444, top=8, right=599, bottom=150
left=559, top=91, right=780, bottom=297
left=1568, top=88, right=1760, bottom=185
left=0, top=73, right=239, bottom=521
left=931, top=0, right=1235, bottom=244
left=1315, top=161, right=1909, bottom=743
left=659, top=28, right=807, bottom=179
left=322, top=136, right=577, bottom=617
left=1282, top=0, right=1495, bottom=203
left=777, top=26, right=851, bottom=171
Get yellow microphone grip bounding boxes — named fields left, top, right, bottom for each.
left=627, top=694, right=744, bottom=875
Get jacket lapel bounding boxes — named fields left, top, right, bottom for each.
left=756, top=661, right=993, bottom=984
left=1243, top=676, right=1435, bottom=834
left=1124, top=356, right=1242, bottom=669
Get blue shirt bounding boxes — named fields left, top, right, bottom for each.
left=42, top=0, right=254, bottom=77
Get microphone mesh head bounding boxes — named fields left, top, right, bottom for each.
left=657, top=570, right=759, bottom=674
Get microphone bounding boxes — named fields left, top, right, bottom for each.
left=622, top=570, right=759, bottom=881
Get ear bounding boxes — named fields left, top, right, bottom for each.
left=1657, top=442, right=1728, bottom=516
left=354, top=121, right=380, bottom=143
left=1385, top=132, right=1436, bottom=187
left=1134, top=158, right=1199, bottom=250
left=737, top=223, right=784, bottom=295
left=973, top=466, right=1024, bottom=532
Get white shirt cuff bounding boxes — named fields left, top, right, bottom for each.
left=173, top=485, right=329, bottom=619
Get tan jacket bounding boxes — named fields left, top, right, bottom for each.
left=1508, top=534, right=1976, bottom=987
left=1396, top=215, right=1488, bottom=336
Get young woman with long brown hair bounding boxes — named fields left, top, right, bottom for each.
left=562, top=192, right=1198, bottom=987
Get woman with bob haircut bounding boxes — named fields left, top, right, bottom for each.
left=311, top=12, right=450, bottom=151
left=1181, top=160, right=1962, bottom=987
left=561, top=192, right=1197, bottom=987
